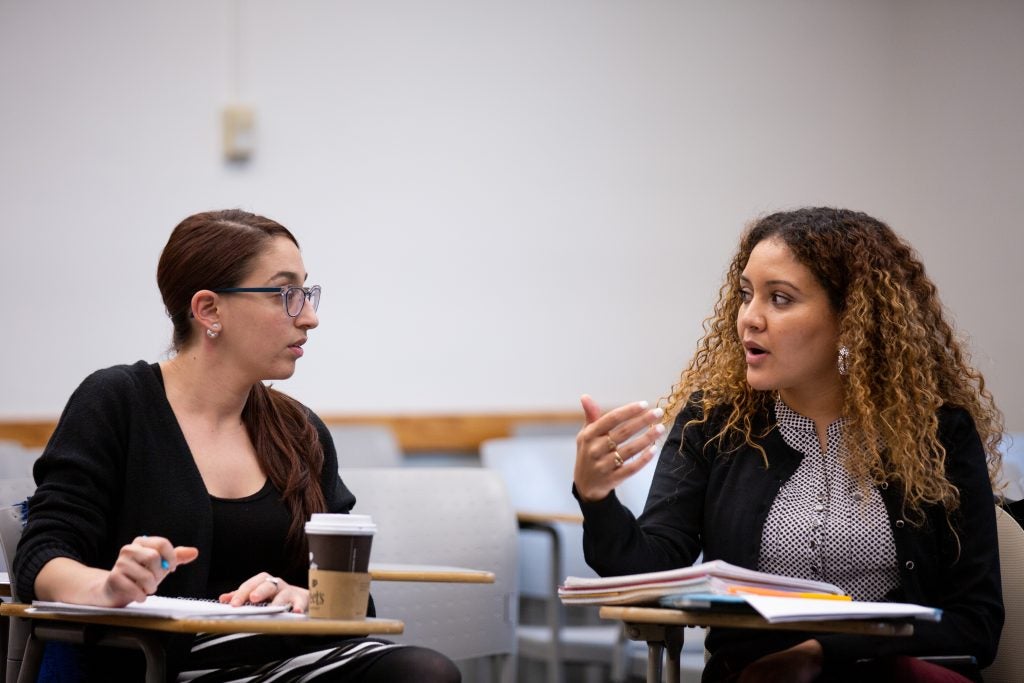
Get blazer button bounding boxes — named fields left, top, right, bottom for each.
left=895, top=520, right=905, bottom=528
left=905, top=560, right=915, bottom=570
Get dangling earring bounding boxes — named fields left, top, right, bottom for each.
left=207, top=322, right=221, bottom=339
left=837, top=346, right=850, bottom=376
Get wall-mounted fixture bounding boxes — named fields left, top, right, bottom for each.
left=222, top=103, right=255, bottom=163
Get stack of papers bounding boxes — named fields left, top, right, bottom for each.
left=558, top=560, right=845, bottom=605
left=30, top=595, right=290, bottom=620
left=558, top=560, right=942, bottom=623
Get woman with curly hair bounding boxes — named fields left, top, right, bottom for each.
left=573, top=207, right=1004, bottom=682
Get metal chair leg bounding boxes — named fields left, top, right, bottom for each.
left=626, top=622, right=685, bottom=683
left=15, top=631, right=44, bottom=683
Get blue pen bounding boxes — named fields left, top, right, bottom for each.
left=143, top=536, right=170, bottom=570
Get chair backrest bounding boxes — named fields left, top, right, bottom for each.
left=328, top=425, right=403, bottom=469
left=0, top=444, right=39, bottom=481
left=479, top=436, right=593, bottom=598
left=984, top=505, right=1024, bottom=683
left=339, top=467, right=519, bottom=667
left=510, top=422, right=580, bottom=438
left=0, top=478, right=35, bottom=583
left=0, top=479, right=36, bottom=508
left=479, top=436, right=659, bottom=596
left=998, top=432, right=1024, bottom=502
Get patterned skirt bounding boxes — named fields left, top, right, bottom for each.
left=177, top=633, right=401, bottom=682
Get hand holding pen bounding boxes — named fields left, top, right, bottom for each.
left=102, top=535, right=199, bottom=606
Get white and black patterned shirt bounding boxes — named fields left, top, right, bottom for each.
left=757, top=399, right=900, bottom=601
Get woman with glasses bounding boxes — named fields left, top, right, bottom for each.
left=573, top=208, right=1004, bottom=682
left=15, top=209, right=460, bottom=682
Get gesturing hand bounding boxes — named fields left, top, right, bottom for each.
left=220, top=572, right=309, bottom=614
left=103, top=536, right=199, bottom=607
left=574, top=394, right=665, bottom=503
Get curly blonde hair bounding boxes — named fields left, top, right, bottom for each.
left=663, top=207, right=1003, bottom=524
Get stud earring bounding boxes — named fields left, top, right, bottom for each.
left=837, top=346, right=850, bottom=376
left=207, top=323, right=221, bottom=339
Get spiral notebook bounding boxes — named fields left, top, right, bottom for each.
left=30, top=595, right=290, bottom=620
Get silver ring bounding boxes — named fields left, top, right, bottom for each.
left=265, top=577, right=280, bottom=588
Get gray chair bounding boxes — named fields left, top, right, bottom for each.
left=340, top=468, right=519, bottom=683
left=328, top=424, right=403, bottom=469
left=983, top=505, right=1024, bottom=683
left=0, top=445, right=38, bottom=482
left=998, top=432, right=1024, bottom=502
left=510, top=422, right=580, bottom=438
left=480, top=435, right=618, bottom=683
left=0, top=479, right=38, bottom=682
left=479, top=436, right=703, bottom=683
left=0, top=478, right=36, bottom=576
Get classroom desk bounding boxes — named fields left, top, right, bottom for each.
left=368, top=563, right=494, bottom=583
left=1, top=601, right=404, bottom=683
left=0, top=565, right=491, bottom=683
left=0, top=564, right=493, bottom=597
left=516, top=510, right=584, bottom=525
left=600, top=605, right=914, bottom=683
left=0, top=601, right=404, bottom=636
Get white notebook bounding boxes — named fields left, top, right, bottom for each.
left=30, top=595, right=290, bottom=620
left=743, top=595, right=942, bottom=623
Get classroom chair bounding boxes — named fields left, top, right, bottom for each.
left=328, top=424, right=404, bottom=468
left=983, top=505, right=1024, bottom=683
left=0, top=446, right=37, bottom=482
left=340, top=467, right=519, bottom=683
left=998, top=432, right=1024, bottom=502
left=480, top=436, right=704, bottom=683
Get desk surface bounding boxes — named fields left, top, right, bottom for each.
left=368, top=563, right=494, bottom=583
left=0, top=565, right=493, bottom=597
left=0, top=602, right=404, bottom=636
left=600, top=605, right=914, bottom=637
left=516, top=510, right=584, bottom=525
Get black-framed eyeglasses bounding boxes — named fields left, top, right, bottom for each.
left=213, top=285, right=321, bottom=318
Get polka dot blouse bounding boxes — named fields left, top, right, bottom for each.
left=757, top=399, right=900, bottom=601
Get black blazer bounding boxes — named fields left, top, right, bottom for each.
left=577, top=398, right=1003, bottom=674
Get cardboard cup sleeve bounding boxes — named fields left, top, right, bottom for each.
left=308, top=569, right=371, bottom=619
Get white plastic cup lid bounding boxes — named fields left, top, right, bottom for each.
left=305, top=513, right=376, bottom=535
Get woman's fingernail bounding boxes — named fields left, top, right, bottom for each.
left=651, top=407, right=664, bottom=419
left=648, top=445, right=659, bottom=456
left=654, top=423, right=666, bottom=435
left=638, top=400, right=649, bottom=409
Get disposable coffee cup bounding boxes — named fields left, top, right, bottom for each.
left=305, top=513, right=376, bottom=619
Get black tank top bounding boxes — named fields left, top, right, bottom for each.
left=207, top=478, right=296, bottom=598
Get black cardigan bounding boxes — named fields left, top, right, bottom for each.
left=577, top=399, right=1003, bottom=675
left=14, top=361, right=356, bottom=676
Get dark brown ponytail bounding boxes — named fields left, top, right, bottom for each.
left=243, top=383, right=326, bottom=570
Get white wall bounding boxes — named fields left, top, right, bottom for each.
left=1, top=1, right=1021, bottom=430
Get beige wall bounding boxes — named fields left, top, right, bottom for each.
left=1, top=0, right=1021, bottom=430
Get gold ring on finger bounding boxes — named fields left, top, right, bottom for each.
left=606, top=436, right=618, bottom=453
left=613, top=451, right=624, bottom=468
